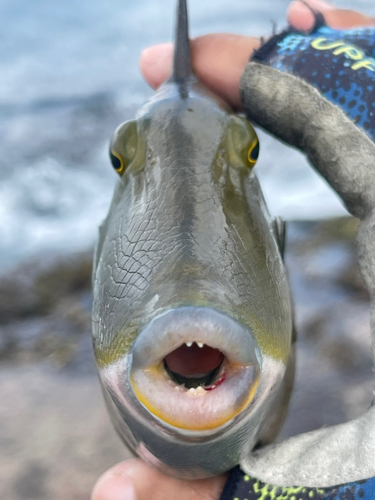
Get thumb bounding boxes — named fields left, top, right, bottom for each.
left=91, top=458, right=227, bottom=500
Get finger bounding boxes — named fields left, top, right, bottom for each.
left=288, top=0, right=375, bottom=31
left=140, top=34, right=260, bottom=109
left=140, top=43, right=174, bottom=89
left=91, top=458, right=227, bottom=500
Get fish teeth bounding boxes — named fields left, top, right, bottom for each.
left=195, top=386, right=206, bottom=395
left=184, top=341, right=204, bottom=347
left=186, top=386, right=206, bottom=396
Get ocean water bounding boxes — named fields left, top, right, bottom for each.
left=1, top=0, right=374, bottom=270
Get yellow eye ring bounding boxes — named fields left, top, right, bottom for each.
left=247, top=138, right=260, bottom=166
left=110, top=149, right=125, bottom=175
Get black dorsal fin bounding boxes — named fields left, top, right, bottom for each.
left=172, top=0, right=192, bottom=82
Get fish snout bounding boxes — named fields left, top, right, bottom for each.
left=129, top=307, right=261, bottom=432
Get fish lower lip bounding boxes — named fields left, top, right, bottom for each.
left=130, top=360, right=258, bottom=431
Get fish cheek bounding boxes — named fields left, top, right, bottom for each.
left=94, top=330, right=140, bottom=374
left=92, top=200, right=145, bottom=368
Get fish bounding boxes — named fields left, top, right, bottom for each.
left=92, top=0, right=294, bottom=480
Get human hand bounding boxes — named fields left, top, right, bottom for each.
left=92, top=1, right=375, bottom=499
left=91, top=458, right=227, bottom=500
left=139, top=0, right=375, bottom=110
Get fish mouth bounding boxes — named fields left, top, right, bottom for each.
left=163, top=342, right=225, bottom=389
left=130, top=307, right=261, bottom=432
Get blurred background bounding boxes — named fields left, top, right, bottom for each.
left=1, top=0, right=374, bottom=498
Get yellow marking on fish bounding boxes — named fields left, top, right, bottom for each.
left=94, top=325, right=138, bottom=367
left=247, top=314, right=290, bottom=363
left=95, top=315, right=290, bottom=368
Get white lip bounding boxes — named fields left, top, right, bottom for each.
left=131, top=307, right=260, bottom=369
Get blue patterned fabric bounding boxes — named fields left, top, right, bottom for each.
left=220, top=467, right=375, bottom=500
left=252, top=25, right=375, bottom=140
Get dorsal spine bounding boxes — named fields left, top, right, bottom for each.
left=172, top=0, right=192, bottom=82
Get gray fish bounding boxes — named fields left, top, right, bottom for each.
left=92, top=0, right=294, bottom=479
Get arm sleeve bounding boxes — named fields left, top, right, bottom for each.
left=219, top=24, right=375, bottom=500
left=252, top=24, right=375, bottom=143
left=220, top=466, right=375, bottom=500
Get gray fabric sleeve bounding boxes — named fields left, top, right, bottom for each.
left=241, top=63, right=375, bottom=220
left=239, top=62, right=375, bottom=487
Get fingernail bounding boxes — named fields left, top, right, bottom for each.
left=300, top=0, right=335, bottom=11
left=91, top=475, right=136, bottom=500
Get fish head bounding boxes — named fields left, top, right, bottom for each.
left=92, top=78, right=293, bottom=478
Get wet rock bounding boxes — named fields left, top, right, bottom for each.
left=0, top=253, right=92, bottom=324
left=0, top=253, right=94, bottom=374
left=32, top=254, right=92, bottom=315
left=13, top=462, right=49, bottom=500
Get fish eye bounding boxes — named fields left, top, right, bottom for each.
left=109, top=120, right=138, bottom=176
left=110, top=150, right=124, bottom=173
left=228, top=116, right=259, bottom=169
left=248, top=137, right=260, bottom=166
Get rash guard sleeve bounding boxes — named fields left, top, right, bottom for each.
left=220, top=21, right=375, bottom=500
